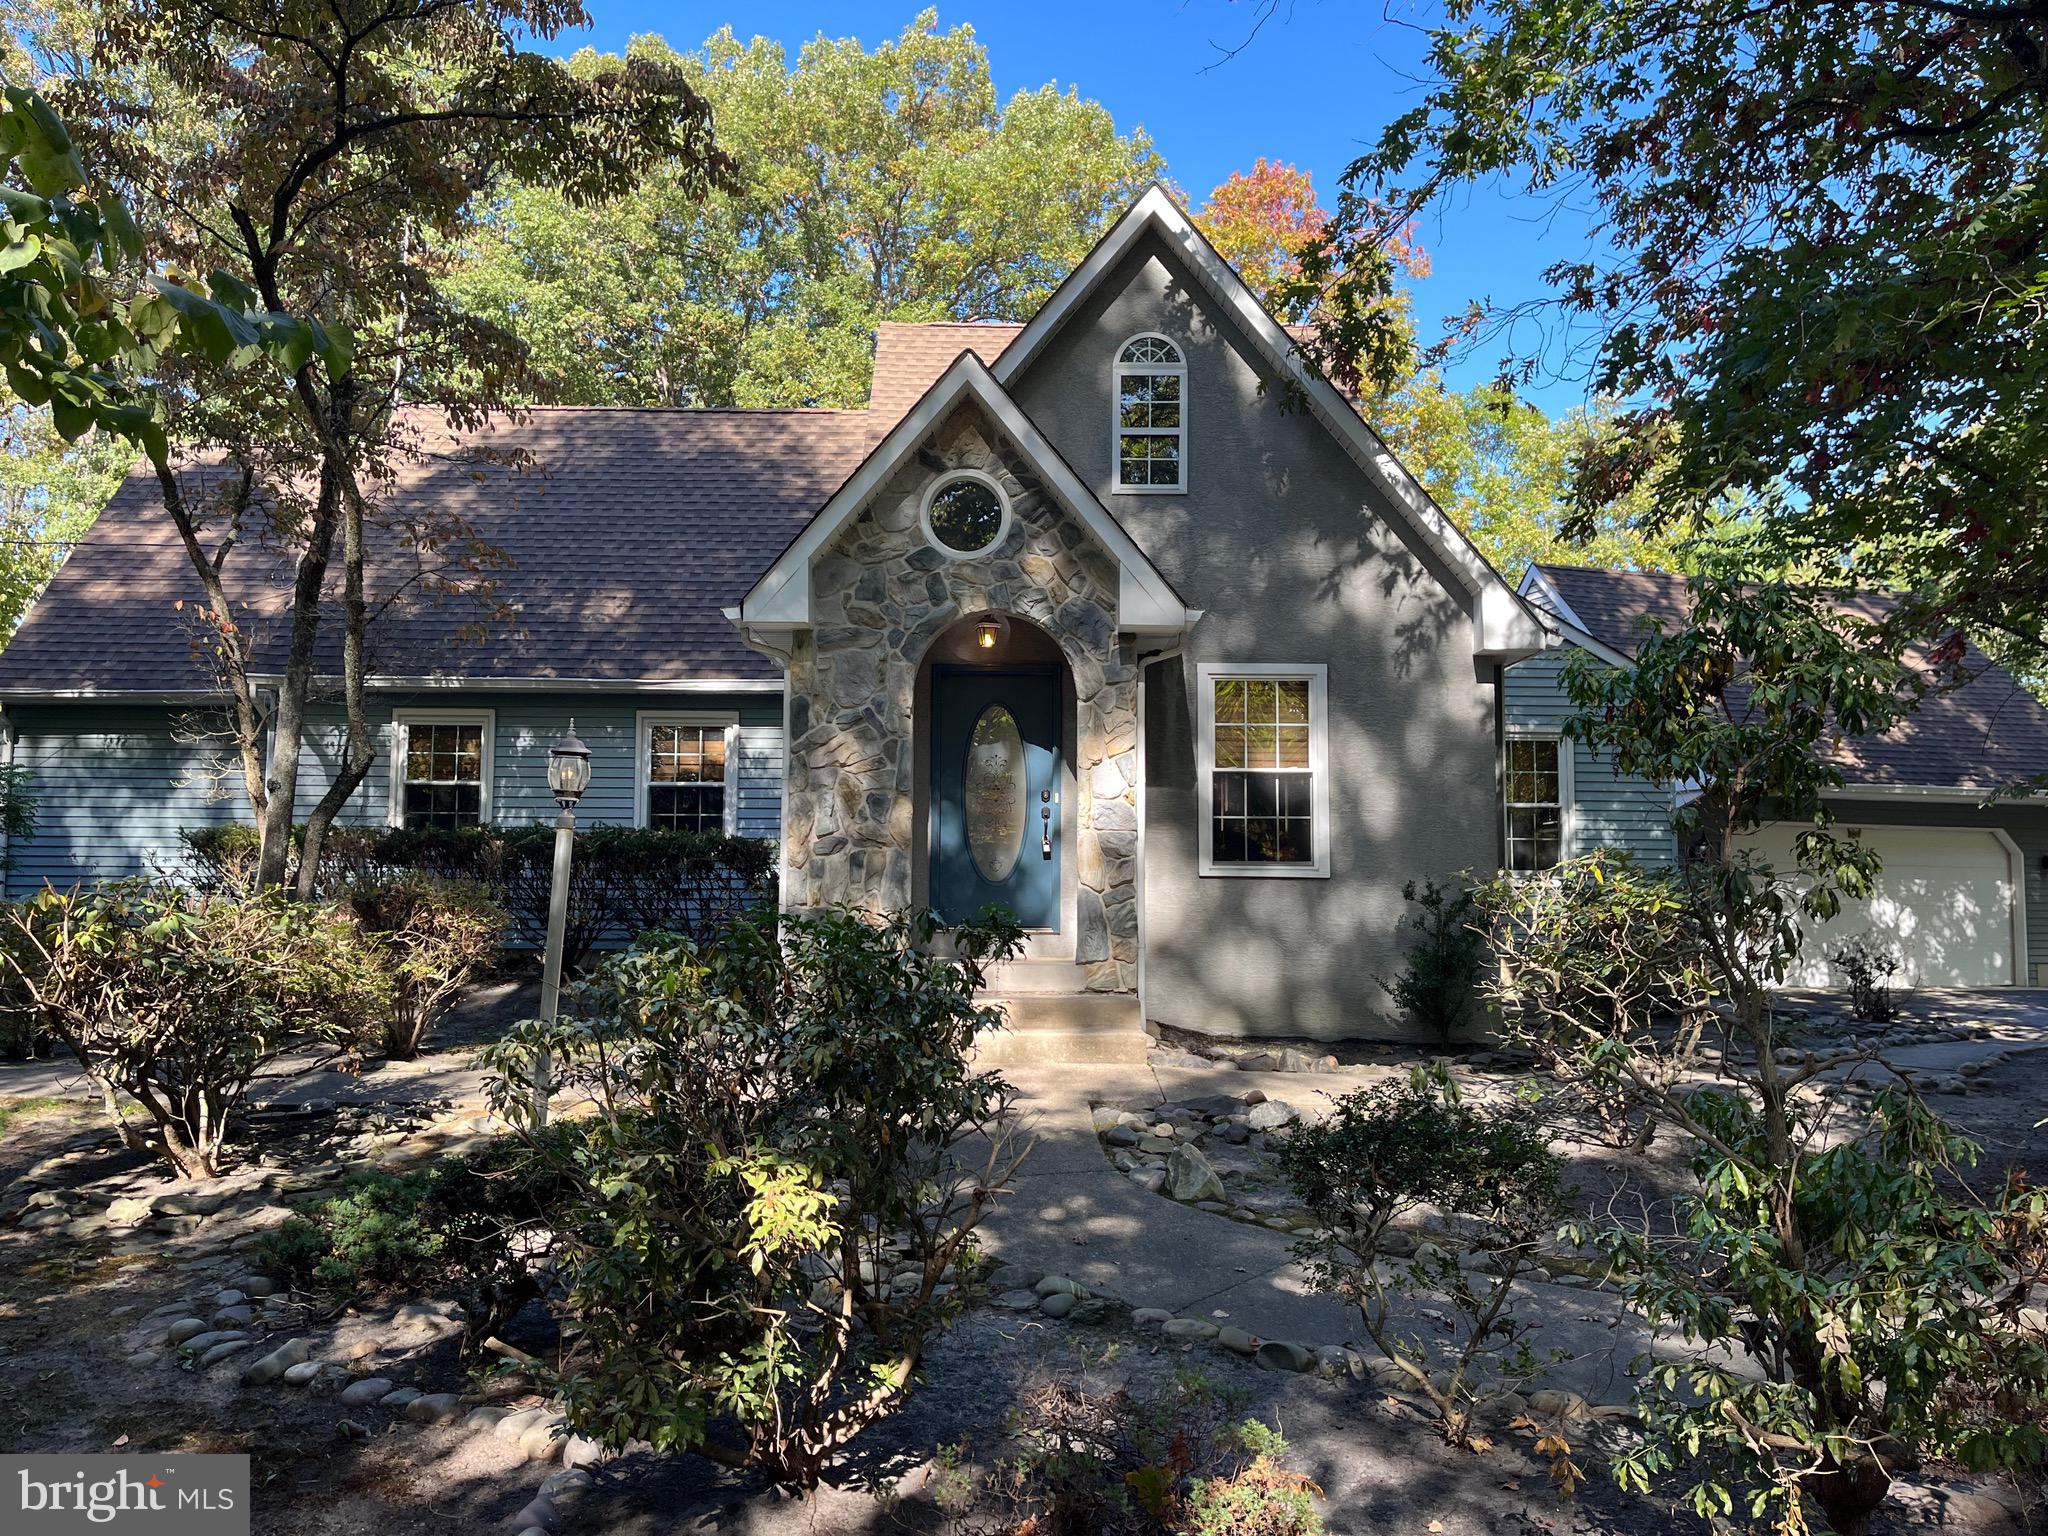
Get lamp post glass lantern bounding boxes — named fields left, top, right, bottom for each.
left=534, top=723, right=591, bottom=1125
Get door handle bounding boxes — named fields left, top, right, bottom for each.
left=1041, top=794, right=1053, bottom=860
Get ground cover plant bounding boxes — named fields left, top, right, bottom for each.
left=477, top=905, right=1027, bottom=1486
left=256, top=1139, right=565, bottom=1349
left=951, top=1370, right=1322, bottom=1536
left=1280, top=1066, right=1566, bottom=1448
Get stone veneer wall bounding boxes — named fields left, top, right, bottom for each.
left=783, top=404, right=1141, bottom=993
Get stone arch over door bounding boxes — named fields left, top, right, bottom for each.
left=782, top=401, right=1141, bottom=993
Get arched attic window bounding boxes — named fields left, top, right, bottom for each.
left=1114, top=334, right=1186, bottom=492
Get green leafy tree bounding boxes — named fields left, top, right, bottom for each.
left=1287, top=0, right=2048, bottom=673
left=438, top=11, right=1162, bottom=408
left=1485, top=575, right=2048, bottom=1532
left=26, top=1, right=729, bottom=892
left=0, top=398, right=127, bottom=635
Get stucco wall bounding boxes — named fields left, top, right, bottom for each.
left=1009, top=232, right=1502, bottom=1039
left=4, top=690, right=781, bottom=896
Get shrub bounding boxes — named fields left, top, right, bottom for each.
left=1376, top=878, right=1485, bottom=1044
left=181, top=821, right=776, bottom=968
left=476, top=905, right=1024, bottom=1486
left=974, top=1373, right=1322, bottom=1536
left=1280, top=1065, right=1566, bottom=1447
left=342, top=874, right=504, bottom=1058
left=1473, top=850, right=1718, bottom=1148
left=1605, top=1090, right=2048, bottom=1536
left=257, top=1140, right=564, bottom=1347
left=0, top=882, right=383, bottom=1179
left=1829, top=934, right=1901, bottom=1023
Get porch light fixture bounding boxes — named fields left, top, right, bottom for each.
left=534, top=721, right=592, bottom=1127
left=974, top=616, right=1007, bottom=651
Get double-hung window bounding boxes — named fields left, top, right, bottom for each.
left=1197, top=663, right=1329, bottom=877
left=637, top=711, right=736, bottom=834
left=1114, top=334, right=1186, bottom=491
left=390, top=711, right=493, bottom=829
left=1503, top=734, right=1569, bottom=871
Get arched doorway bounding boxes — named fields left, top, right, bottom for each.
left=913, top=613, right=1077, bottom=947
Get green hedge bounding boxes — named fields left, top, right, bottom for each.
left=181, top=823, right=776, bottom=970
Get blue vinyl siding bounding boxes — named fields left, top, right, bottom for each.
left=6, top=690, right=784, bottom=895
left=4, top=704, right=245, bottom=892
left=1503, top=651, right=1676, bottom=865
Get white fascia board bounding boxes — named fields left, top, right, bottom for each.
left=245, top=672, right=784, bottom=694
left=994, top=184, right=1542, bottom=644
left=1535, top=612, right=1636, bottom=671
left=738, top=349, right=1195, bottom=634
left=1518, top=565, right=1596, bottom=635
left=1821, top=783, right=2012, bottom=804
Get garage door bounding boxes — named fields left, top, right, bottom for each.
left=1741, top=824, right=2021, bottom=987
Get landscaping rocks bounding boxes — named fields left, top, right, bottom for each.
left=1256, top=1340, right=1315, bottom=1373
left=379, top=1387, right=423, bottom=1412
left=1162, top=1318, right=1219, bottom=1341
left=519, top=1414, right=567, bottom=1462
left=241, top=1338, right=310, bottom=1386
left=1164, top=1143, right=1226, bottom=1203
left=404, top=1392, right=463, bottom=1425
left=177, top=1329, right=247, bottom=1355
left=1217, top=1326, right=1258, bottom=1356
left=494, top=1407, right=553, bottom=1444
left=1038, top=1292, right=1076, bottom=1319
left=198, top=1339, right=250, bottom=1368
left=281, top=1361, right=326, bottom=1387
left=1245, top=1100, right=1299, bottom=1132
left=1033, top=1274, right=1086, bottom=1298
left=994, top=1288, right=1041, bottom=1311
left=338, top=1378, right=395, bottom=1409
left=165, top=1317, right=209, bottom=1346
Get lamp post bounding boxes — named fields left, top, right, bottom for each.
left=534, top=722, right=591, bottom=1127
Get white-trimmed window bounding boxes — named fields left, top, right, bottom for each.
left=1503, top=733, right=1571, bottom=872
left=1196, top=663, right=1329, bottom=877
left=1114, top=333, right=1187, bottom=492
left=390, top=710, right=494, bottom=829
left=636, top=711, right=737, bottom=834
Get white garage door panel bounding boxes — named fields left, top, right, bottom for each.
left=1742, top=824, right=2019, bottom=988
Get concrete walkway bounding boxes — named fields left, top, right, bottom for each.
left=983, top=1058, right=1647, bottom=1403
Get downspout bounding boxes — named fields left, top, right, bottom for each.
left=1134, top=628, right=1193, bottom=1031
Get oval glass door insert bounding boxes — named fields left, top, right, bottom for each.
left=964, top=704, right=1027, bottom=882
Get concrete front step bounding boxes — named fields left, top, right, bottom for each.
left=974, top=990, right=1153, bottom=1065
left=981, top=956, right=1092, bottom=995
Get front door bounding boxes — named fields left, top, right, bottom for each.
left=931, top=666, right=1062, bottom=929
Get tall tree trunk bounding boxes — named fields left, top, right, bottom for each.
left=296, top=448, right=377, bottom=899
left=256, top=469, right=342, bottom=888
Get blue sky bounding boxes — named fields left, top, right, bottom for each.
left=561, top=2, right=1596, bottom=407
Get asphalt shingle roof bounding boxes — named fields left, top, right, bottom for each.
left=1533, top=563, right=2048, bottom=791
left=867, top=321, right=1022, bottom=422
left=0, top=407, right=877, bottom=692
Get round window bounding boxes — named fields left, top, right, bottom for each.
left=924, top=474, right=1006, bottom=556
